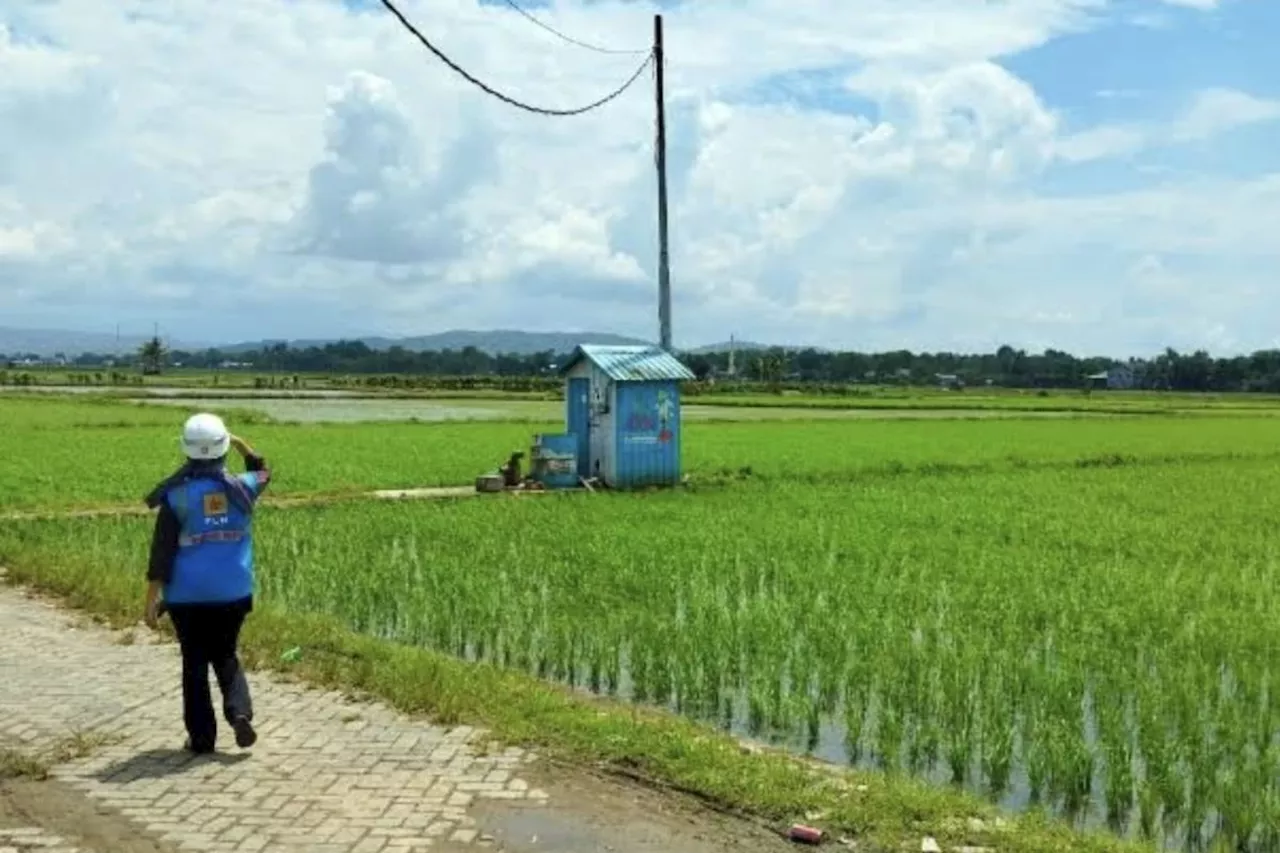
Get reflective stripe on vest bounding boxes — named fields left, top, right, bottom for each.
left=178, top=529, right=248, bottom=548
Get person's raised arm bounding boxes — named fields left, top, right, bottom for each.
left=230, top=434, right=271, bottom=495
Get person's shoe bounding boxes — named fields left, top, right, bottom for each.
left=184, top=739, right=215, bottom=755
left=231, top=716, right=257, bottom=749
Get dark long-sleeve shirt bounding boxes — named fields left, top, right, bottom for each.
left=147, top=454, right=269, bottom=585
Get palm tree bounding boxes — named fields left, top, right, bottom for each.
left=138, top=336, right=166, bottom=375
left=753, top=352, right=785, bottom=386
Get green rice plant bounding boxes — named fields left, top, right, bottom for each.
left=979, top=662, right=1017, bottom=800
left=1096, top=684, right=1135, bottom=833
left=4, top=436, right=1280, bottom=849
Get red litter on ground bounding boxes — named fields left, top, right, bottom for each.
left=789, top=824, right=824, bottom=845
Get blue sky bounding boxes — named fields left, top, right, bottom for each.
left=0, top=0, right=1277, bottom=355
left=1015, top=1, right=1280, bottom=108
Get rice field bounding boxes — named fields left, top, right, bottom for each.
left=6, top=395, right=1280, bottom=512
left=2, top=393, right=1279, bottom=850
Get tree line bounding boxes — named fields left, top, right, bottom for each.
left=7, top=338, right=1280, bottom=392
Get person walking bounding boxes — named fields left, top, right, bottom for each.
left=143, top=412, right=272, bottom=754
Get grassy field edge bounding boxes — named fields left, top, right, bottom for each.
left=0, top=550, right=1151, bottom=853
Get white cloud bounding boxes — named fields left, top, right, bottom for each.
left=1173, top=87, right=1280, bottom=142
left=1054, top=83, right=1279, bottom=163
left=0, top=0, right=1276, bottom=356
left=842, top=61, right=1060, bottom=179
left=1157, top=0, right=1221, bottom=9
left=1054, top=125, right=1146, bottom=162
left=0, top=222, right=72, bottom=258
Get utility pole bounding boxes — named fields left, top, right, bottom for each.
left=653, top=13, right=672, bottom=352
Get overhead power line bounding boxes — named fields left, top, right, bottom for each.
left=377, top=0, right=653, bottom=117
left=496, top=0, right=649, bottom=56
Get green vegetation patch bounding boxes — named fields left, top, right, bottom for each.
left=7, top=395, right=1280, bottom=512
left=5, top=457, right=1279, bottom=849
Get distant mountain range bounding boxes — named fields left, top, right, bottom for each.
left=0, top=326, right=211, bottom=358
left=687, top=340, right=802, bottom=354
left=218, top=330, right=653, bottom=357
left=2, top=326, right=814, bottom=359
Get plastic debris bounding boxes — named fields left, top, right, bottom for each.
left=789, top=824, right=824, bottom=845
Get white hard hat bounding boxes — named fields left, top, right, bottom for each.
left=181, top=413, right=230, bottom=460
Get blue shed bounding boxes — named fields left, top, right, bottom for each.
left=560, top=344, right=695, bottom=489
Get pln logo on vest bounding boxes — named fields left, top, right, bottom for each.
left=202, top=491, right=230, bottom=526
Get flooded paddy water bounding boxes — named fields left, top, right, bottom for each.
left=4, top=385, right=1126, bottom=422
left=132, top=394, right=1118, bottom=423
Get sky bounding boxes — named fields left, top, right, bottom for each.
left=0, top=0, right=1277, bottom=356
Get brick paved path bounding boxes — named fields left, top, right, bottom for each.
left=0, top=828, right=82, bottom=853
left=0, top=584, right=546, bottom=853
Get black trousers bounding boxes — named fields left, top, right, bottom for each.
left=167, top=598, right=254, bottom=749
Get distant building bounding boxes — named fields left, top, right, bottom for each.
left=935, top=373, right=961, bottom=389
left=1087, top=365, right=1135, bottom=390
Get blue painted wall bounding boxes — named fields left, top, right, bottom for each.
left=566, top=377, right=591, bottom=478
left=612, top=380, right=682, bottom=487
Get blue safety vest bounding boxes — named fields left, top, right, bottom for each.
left=163, top=473, right=264, bottom=604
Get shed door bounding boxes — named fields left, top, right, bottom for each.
left=567, top=377, right=591, bottom=479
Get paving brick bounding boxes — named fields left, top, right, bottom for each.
left=0, top=584, right=545, bottom=851
left=0, top=827, right=83, bottom=853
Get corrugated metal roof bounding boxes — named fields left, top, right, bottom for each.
left=563, top=344, right=696, bottom=382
